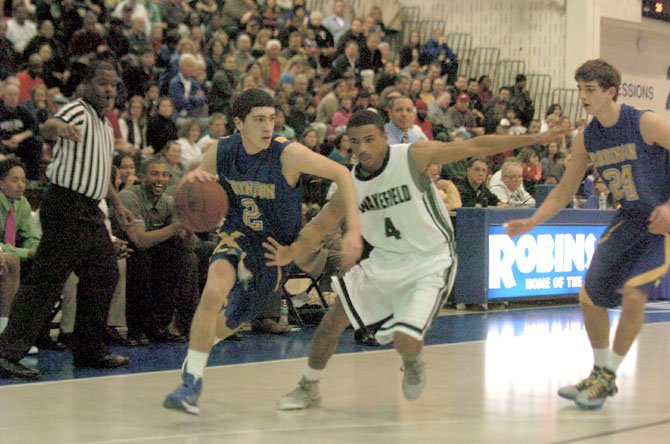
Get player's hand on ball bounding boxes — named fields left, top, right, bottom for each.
left=183, top=168, right=218, bottom=184
left=648, top=201, right=670, bottom=234
left=504, top=219, right=534, bottom=237
left=263, top=236, right=294, bottom=267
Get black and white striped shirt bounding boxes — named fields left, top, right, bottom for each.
left=46, top=99, right=114, bottom=200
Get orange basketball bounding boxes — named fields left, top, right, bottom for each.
left=173, top=180, right=228, bottom=232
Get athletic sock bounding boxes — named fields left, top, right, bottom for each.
left=303, top=366, right=323, bottom=382
left=185, top=349, right=209, bottom=379
left=213, top=336, right=224, bottom=346
left=605, top=351, right=625, bottom=374
left=593, top=348, right=608, bottom=368
left=0, top=317, right=7, bottom=334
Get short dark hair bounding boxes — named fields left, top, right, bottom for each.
left=144, top=157, right=168, bottom=171
left=575, top=59, right=621, bottom=100
left=231, top=88, right=275, bottom=122
left=0, top=158, right=25, bottom=180
left=515, top=74, right=527, bottom=83
left=83, top=59, right=116, bottom=83
left=113, top=153, right=136, bottom=168
left=467, top=157, right=488, bottom=168
left=499, top=86, right=511, bottom=94
left=347, top=109, right=384, bottom=132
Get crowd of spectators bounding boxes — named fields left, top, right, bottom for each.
left=0, top=0, right=606, bottom=350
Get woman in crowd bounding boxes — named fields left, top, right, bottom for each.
left=541, top=103, right=563, bottom=132
left=327, top=132, right=352, bottom=166
left=331, top=95, right=354, bottom=130
left=175, top=118, right=203, bottom=170
left=114, top=154, right=140, bottom=191
left=205, top=38, right=227, bottom=80
left=399, top=30, right=422, bottom=69
left=540, top=141, right=559, bottom=182
left=408, top=78, right=422, bottom=101
left=119, top=96, right=153, bottom=162
left=252, top=28, right=273, bottom=59
left=419, top=77, right=436, bottom=105
left=146, top=96, right=178, bottom=156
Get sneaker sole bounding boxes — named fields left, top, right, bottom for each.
left=163, top=398, right=200, bottom=415
left=276, top=399, right=321, bottom=411
left=574, top=399, right=605, bottom=410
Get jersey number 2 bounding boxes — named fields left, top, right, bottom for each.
left=384, top=217, right=402, bottom=239
left=241, top=198, right=263, bottom=231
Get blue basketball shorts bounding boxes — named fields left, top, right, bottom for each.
left=582, top=213, right=670, bottom=308
left=210, top=230, right=286, bottom=329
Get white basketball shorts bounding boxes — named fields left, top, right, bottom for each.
left=332, top=244, right=456, bottom=345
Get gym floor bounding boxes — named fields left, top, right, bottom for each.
left=2, top=302, right=670, bottom=443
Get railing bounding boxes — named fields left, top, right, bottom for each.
left=464, top=47, right=500, bottom=82
left=527, top=74, right=552, bottom=122
left=493, top=60, right=526, bottom=92
left=446, top=33, right=473, bottom=77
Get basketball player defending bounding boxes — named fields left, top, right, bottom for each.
left=267, top=108, right=566, bottom=409
left=506, top=59, right=670, bottom=409
left=163, top=89, right=363, bottom=415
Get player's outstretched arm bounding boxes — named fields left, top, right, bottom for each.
left=409, top=127, right=570, bottom=172
left=281, top=142, right=362, bottom=263
left=505, top=132, right=590, bottom=237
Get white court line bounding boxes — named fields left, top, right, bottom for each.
left=3, top=319, right=670, bottom=390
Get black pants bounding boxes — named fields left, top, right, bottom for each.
left=125, top=242, right=198, bottom=337
left=0, top=185, right=118, bottom=362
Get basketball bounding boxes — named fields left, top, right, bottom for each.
left=173, top=180, right=228, bottom=232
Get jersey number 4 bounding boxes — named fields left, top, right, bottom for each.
left=384, top=217, right=402, bottom=239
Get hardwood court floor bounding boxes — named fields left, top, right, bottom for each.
left=2, top=303, right=670, bottom=443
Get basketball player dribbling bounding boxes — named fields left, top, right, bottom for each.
left=267, top=108, right=566, bottom=409
left=506, top=59, right=670, bottom=409
left=163, top=89, right=363, bottom=415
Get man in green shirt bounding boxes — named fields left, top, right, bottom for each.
left=0, top=159, right=41, bottom=261
left=0, top=159, right=39, bottom=346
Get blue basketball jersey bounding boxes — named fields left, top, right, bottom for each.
left=216, top=133, right=302, bottom=244
left=584, top=104, right=670, bottom=218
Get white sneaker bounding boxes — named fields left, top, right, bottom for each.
left=28, top=346, right=38, bottom=355
left=401, top=357, right=426, bottom=401
left=276, top=376, right=321, bottom=410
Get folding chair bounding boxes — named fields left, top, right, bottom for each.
left=281, top=268, right=329, bottom=326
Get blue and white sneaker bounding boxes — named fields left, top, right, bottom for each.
left=163, top=372, right=203, bottom=415
left=574, top=367, right=617, bottom=410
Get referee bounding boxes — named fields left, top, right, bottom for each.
left=0, top=60, right=135, bottom=379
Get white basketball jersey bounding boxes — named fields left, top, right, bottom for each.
left=353, top=143, right=454, bottom=254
